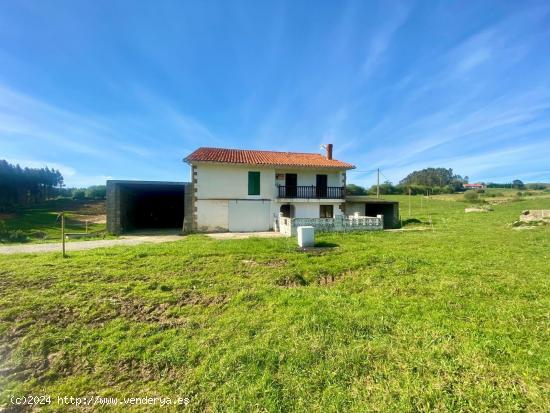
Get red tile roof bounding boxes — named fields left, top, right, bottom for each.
left=184, top=147, right=355, bottom=169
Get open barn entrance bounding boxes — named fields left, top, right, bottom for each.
left=344, top=196, right=400, bottom=229
left=107, top=181, right=188, bottom=234
left=364, top=203, right=397, bottom=228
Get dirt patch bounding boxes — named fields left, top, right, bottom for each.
left=242, top=259, right=287, bottom=268
left=296, top=246, right=336, bottom=255
left=177, top=291, right=228, bottom=307
left=317, top=269, right=357, bottom=286
left=465, top=207, right=491, bottom=213
left=276, top=274, right=308, bottom=287
left=64, top=200, right=107, bottom=225
left=66, top=200, right=106, bottom=215
left=115, top=301, right=186, bottom=326
left=70, top=214, right=106, bottom=224
left=89, top=293, right=229, bottom=327
left=0, top=212, right=17, bottom=220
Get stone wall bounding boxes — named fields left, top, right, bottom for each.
left=106, top=181, right=121, bottom=234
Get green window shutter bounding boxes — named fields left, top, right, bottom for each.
left=248, top=171, right=260, bottom=195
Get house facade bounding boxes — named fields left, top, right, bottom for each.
left=184, top=145, right=355, bottom=232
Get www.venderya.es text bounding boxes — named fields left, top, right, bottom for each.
left=9, top=395, right=190, bottom=407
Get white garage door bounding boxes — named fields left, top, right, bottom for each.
left=228, top=200, right=270, bottom=232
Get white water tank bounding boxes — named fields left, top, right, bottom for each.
left=297, top=226, right=315, bottom=247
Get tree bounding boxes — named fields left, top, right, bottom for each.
left=368, top=181, right=402, bottom=195
left=0, top=159, right=64, bottom=211
left=345, top=184, right=368, bottom=195
left=399, top=167, right=466, bottom=189
left=72, top=189, right=86, bottom=200
left=85, top=185, right=106, bottom=199
left=512, top=179, right=525, bottom=189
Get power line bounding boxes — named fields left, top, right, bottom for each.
left=347, top=169, right=380, bottom=174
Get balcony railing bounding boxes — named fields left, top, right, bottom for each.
left=277, top=185, right=345, bottom=199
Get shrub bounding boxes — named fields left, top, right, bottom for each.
left=85, top=185, right=106, bottom=199
left=463, top=190, right=479, bottom=202
left=0, top=222, right=29, bottom=243
left=7, top=230, right=29, bottom=243
left=526, top=183, right=547, bottom=190
left=72, top=189, right=86, bottom=200
left=32, top=230, right=48, bottom=240
left=346, top=184, right=368, bottom=195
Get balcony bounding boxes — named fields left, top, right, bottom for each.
left=277, top=185, right=345, bottom=199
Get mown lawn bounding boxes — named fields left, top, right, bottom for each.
left=0, top=196, right=549, bottom=412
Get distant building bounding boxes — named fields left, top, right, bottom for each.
left=463, top=183, right=486, bottom=190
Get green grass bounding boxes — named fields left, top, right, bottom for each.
left=0, top=196, right=549, bottom=411
left=0, top=198, right=106, bottom=243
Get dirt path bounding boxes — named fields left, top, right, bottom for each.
left=0, top=235, right=184, bottom=255
left=0, top=232, right=287, bottom=254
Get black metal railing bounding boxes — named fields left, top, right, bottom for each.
left=277, top=185, right=345, bottom=199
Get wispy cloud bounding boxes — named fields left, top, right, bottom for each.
left=129, top=85, right=222, bottom=145
left=361, top=2, right=410, bottom=79
left=450, top=30, right=494, bottom=75
left=8, top=158, right=114, bottom=187
left=9, top=159, right=77, bottom=178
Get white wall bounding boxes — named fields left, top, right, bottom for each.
left=196, top=164, right=276, bottom=199
left=228, top=200, right=270, bottom=231
left=196, top=200, right=229, bottom=231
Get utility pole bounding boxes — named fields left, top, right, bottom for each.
left=376, top=168, right=380, bottom=199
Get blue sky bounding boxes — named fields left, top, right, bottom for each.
left=1, top=0, right=549, bottom=187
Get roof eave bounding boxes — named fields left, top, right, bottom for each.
left=183, top=159, right=355, bottom=170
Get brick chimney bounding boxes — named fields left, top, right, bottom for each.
left=326, top=143, right=333, bottom=160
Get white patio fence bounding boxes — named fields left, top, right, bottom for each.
left=278, top=214, right=383, bottom=236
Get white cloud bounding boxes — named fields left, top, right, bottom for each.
left=450, top=30, right=495, bottom=75
left=65, top=174, right=113, bottom=188
left=9, top=159, right=76, bottom=177
left=361, top=2, right=410, bottom=79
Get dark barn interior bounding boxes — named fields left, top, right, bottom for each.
left=107, top=181, right=187, bottom=234
left=121, top=184, right=184, bottom=230
left=364, top=202, right=397, bottom=229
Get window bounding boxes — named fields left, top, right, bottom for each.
left=320, top=205, right=333, bottom=218
left=248, top=171, right=260, bottom=195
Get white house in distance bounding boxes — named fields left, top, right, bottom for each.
left=184, top=144, right=355, bottom=232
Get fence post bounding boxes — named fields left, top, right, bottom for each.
left=61, top=212, right=66, bottom=258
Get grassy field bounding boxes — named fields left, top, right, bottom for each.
left=0, top=199, right=106, bottom=243
left=0, top=195, right=549, bottom=411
